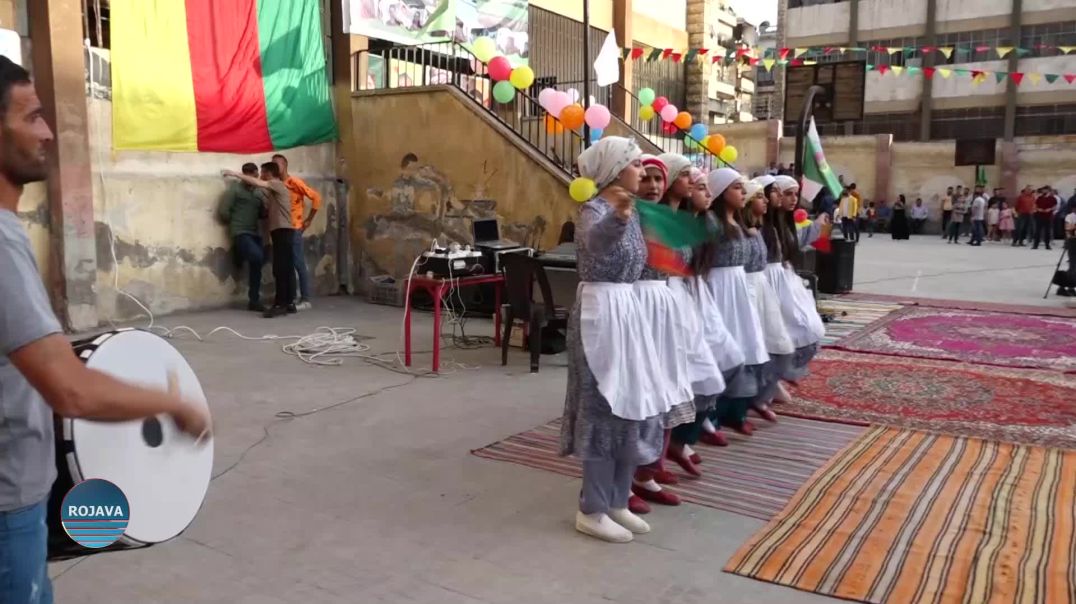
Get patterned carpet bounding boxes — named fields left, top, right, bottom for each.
left=781, top=350, right=1076, bottom=450
left=726, top=427, right=1076, bottom=604
left=816, top=298, right=903, bottom=346
left=472, top=416, right=865, bottom=521
left=831, top=306, right=1076, bottom=372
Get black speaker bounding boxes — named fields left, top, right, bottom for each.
left=817, top=239, right=855, bottom=294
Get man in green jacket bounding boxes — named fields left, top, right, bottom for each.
left=218, top=163, right=267, bottom=311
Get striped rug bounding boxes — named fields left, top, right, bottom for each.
left=726, top=427, right=1076, bottom=604
left=816, top=298, right=903, bottom=346
left=472, top=416, right=865, bottom=521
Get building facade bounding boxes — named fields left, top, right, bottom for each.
left=776, top=0, right=1075, bottom=141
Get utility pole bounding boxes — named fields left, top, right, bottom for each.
left=583, top=0, right=591, bottom=146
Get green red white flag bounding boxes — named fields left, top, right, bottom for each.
left=800, top=117, right=843, bottom=202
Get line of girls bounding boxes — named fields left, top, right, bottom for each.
left=559, top=136, right=829, bottom=543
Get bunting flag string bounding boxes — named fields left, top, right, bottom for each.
left=622, top=43, right=1075, bottom=63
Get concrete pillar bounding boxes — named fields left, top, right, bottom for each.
left=765, top=119, right=782, bottom=165
left=874, top=134, right=892, bottom=201
left=919, top=0, right=937, bottom=141
left=773, top=0, right=787, bottom=121
left=1000, top=141, right=1019, bottom=201
left=612, top=0, right=633, bottom=122
left=684, top=0, right=709, bottom=122
left=844, top=0, right=859, bottom=136
left=1003, top=0, right=1022, bottom=141
left=29, top=0, right=98, bottom=331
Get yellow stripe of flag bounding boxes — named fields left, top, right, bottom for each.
left=111, top=0, right=199, bottom=151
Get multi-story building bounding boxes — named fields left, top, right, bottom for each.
left=753, top=23, right=779, bottom=119
left=774, top=0, right=1075, bottom=140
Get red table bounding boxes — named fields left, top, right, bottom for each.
left=404, top=273, right=505, bottom=373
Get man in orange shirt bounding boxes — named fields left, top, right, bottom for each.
left=1012, top=185, right=1036, bottom=247
left=272, top=154, right=320, bottom=309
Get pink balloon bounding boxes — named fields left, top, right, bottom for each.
left=488, top=56, right=513, bottom=81
left=544, top=91, right=570, bottom=117
left=653, top=96, right=669, bottom=112
left=660, top=104, right=678, bottom=123
left=537, top=88, right=557, bottom=111
left=584, top=104, right=611, bottom=130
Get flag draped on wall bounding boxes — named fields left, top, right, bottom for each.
left=111, top=0, right=338, bottom=153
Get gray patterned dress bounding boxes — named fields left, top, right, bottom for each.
left=559, top=198, right=665, bottom=464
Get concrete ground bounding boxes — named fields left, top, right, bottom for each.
left=50, top=299, right=835, bottom=604
left=848, top=233, right=1067, bottom=307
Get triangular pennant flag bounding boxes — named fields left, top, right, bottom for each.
left=631, top=47, right=645, bottom=60
left=887, top=47, right=902, bottom=55
left=662, top=48, right=674, bottom=59
left=1016, top=48, right=1032, bottom=57
left=938, top=47, right=954, bottom=59
left=671, top=52, right=682, bottom=63
left=802, top=59, right=816, bottom=65
left=1044, top=73, right=1059, bottom=83
left=866, top=63, right=874, bottom=71
left=648, top=48, right=663, bottom=61
left=711, top=54, right=722, bottom=64
left=975, top=45, right=990, bottom=52
left=1010, top=72, right=1024, bottom=85
left=838, top=47, right=847, bottom=53
left=891, top=65, right=904, bottom=76
left=698, top=48, right=709, bottom=55
left=877, top=64, right=889, bottom=75
left=920, top=45, right=935, bottom=53
left=735, top=47, right=748, bottom=58
left=954, top=68, right=969, bottom=75
left=1028, top=72, right=1042, bottom=85
left=971, top=75, right=984, bottom=86
left=996, top=46, right=1013, bottom=58
left=995, top=71, right=1007, bottom=84
left=621, top=48, right=632, bottom=60
left=923, top=67, right=936, bottom=79
left=779, top=48, right=790, bottom=60
left=790, top=58, right=804, bottom=66
left=794, top=47, right=808, bottom=58
left=684, top=49, right=698, bottom=63
left=763, top=58, right=775, bottom=71
left=1065, top=74, right=1076, bottom=84
left=938, top=68, right=952, bottom=78
left=1060, top=46, right=1076, bottom=54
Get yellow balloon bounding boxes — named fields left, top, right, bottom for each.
left=638, top=105, right=656, bottom=121
left=472, top=37, right=497, bottom=63
left=719, top=145, right=738, bottom=164
left=569, top=177, right=597, bottom=202
left=509, top=65, right=535, bottom=90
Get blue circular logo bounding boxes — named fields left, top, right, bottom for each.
left=60, top=479, right=130, bottom=549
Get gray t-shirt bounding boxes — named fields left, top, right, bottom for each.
left=971, top=196, right=987, bottom=221
left=0, top=210, right=62, bottom=510
left=265, top=180, right=293, bottom=231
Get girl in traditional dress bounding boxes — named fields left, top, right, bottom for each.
left=559, top=137, right=679, bottom=543
left=691, top=168, right=771, bottom=436
left=742, top=176, right=796, bottom=422
left=764, top=176, right=827, bottom=393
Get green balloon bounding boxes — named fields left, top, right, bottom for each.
left=493, top=81, right=516, bottom=104
left=638, top=87, right=656, bottom=106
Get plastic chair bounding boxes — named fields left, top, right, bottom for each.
left=500, top=254, right=569, bottom=372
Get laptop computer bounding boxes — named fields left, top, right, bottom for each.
left=472, top=218, right=520, bottom=250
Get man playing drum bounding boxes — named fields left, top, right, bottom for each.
left=0, top=56, right=211, bottom=604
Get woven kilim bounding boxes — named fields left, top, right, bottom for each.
left=816, top=299, right=903, bottom=346
left=726, top=427, right=1076, bottom=604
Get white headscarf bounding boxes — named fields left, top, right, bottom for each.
left=577, top=137, right=642, bottom=190
left=689, top=167, right=707, bottom=185
left=657, top=153, right=692, bottom=192
left=744, top=179, right=764, bottom=200
left=774, top=175, right=799, bottom=192
left=707, top=167, right=743, bottom=201
left=753, top=174, right=776, bottom=190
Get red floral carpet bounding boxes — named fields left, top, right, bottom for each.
left=831, top=306, right=1076, bottom=373
left=782, top=350, right=1076, bottom=449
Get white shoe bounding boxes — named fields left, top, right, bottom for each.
left=295, top=300, right=312, bottom=311
left=575, top=512, right=633, bottom=543
left=608, top=508, right=651, bottom=534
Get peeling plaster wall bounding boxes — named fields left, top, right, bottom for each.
left=345, top=88, right=576, bottom=285
left=86, top=98, right=341, bottom=323
left=17, top=183, right=50, bottom=277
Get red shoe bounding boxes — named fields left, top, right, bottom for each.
left=754, top=406, right=778, bottom=423
left=732, top=420, right=755, bottom=436
left=666, top=448, right=702, bottom=478
left=688, top=453, right=703, bottom=465
left=629, top=495, right=651, bottom=515
left=653, top=469, right=680, bottom=485
left=632, top=484, right=682, bottom=506
left=699, top=431, right=729, bottom=447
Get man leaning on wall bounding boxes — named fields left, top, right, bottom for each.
left=272, top=153, right=321, bottom=310
left=218, top=162, right=268, bottom=312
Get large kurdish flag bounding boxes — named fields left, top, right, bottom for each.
left=112, top=0, right=337, bottom=152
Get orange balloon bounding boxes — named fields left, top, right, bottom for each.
left=560, top=104, right=585, bottom=130
left=545, top=115, right=564, bottom=134
left=674, top=111, right=692, bottom=130
left=707, top=133, right=726, bottom=155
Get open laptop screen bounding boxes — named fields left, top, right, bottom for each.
left=473, top=218, right=500, bottom=242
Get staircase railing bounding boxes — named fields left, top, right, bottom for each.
left=352, top=42, right=583, bottom=178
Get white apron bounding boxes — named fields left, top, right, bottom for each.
left=745, top=271, right=796, bottom=355
left=632, top=280, right=696, bottom=406
left=764, top=263, right=826, bottom=348
left=684, top=275, right=745, bottom=372
left=579, top=282, right=676, bottom=421
left=667, top=278, right=726, bottom=396
left=701, top=266, right=770, bottom=367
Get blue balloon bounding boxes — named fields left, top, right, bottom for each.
left=589, top=128, right=603, bottom=143
left=689, top=123, right=708, bottom=142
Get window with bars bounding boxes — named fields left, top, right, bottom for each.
left=1019, top=21, right=1076, bottom=52
left=1014, top=104, right=1076, bottom=136
left=930, top=107, right=1006, bottom=140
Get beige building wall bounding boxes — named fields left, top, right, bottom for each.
left=710, top=120, right=772, bottom=170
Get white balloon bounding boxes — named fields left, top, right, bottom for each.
left=567, top=88, right=581, bottom=103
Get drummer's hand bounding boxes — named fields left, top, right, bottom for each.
left=166, top=371, right=212, bottom=442
left=606, top=186, right=634, bottom=219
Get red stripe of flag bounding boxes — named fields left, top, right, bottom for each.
left=185, top=0, right=274, bottom=152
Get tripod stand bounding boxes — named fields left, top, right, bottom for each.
left=1043, top=241, right=1072, bottom=299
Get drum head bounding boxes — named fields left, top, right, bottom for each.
left=66, top=330, right=213, bottom=545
